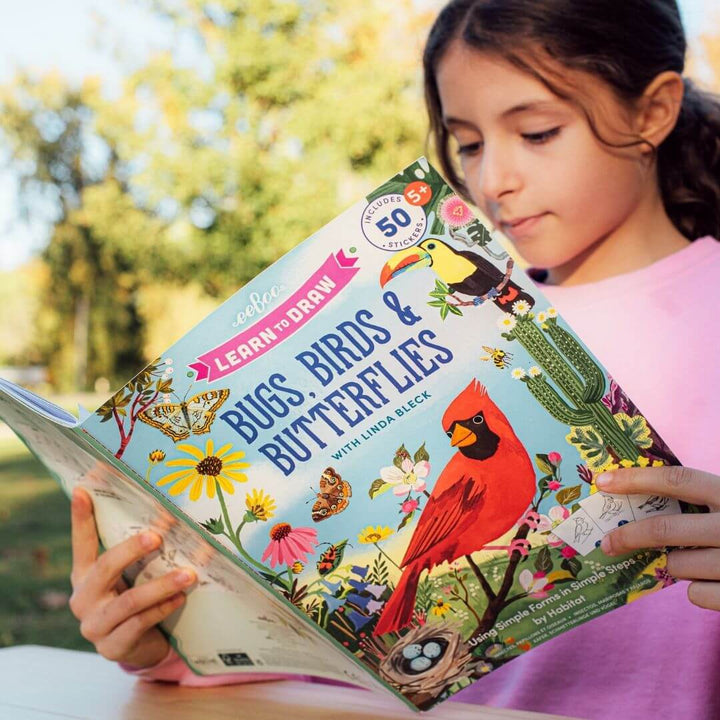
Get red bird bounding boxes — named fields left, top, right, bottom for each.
left=373, top=379, right=536, bottom=636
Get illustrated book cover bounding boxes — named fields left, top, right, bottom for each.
left=0, top=157, right=695, bottom=711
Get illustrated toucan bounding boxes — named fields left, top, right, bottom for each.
left=379, top=237, right=535, bottom=311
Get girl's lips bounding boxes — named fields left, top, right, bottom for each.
left=501, top=213, right=548, bottom=238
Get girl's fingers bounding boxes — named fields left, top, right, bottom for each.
left=596, top=466, right=720, bottom=509
left=80, top=569, right=196, bottom=643
left=667, top=548, right=720, bottom=581
left=602, top=512, right=720, bottom=556
left=70, top=487, right=100, bottom=586
left=80, top=531, right=163, bottom=599
left=687, top=582, right=720, bottom=612
left=95, top=594, right=186, bottom=663
left=71, top=532, right=164, bottom=621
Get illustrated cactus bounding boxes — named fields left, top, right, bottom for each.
left=502, top=312, right=641, bottom=464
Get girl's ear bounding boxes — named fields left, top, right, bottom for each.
left=636, top=71, right=685, bottom=152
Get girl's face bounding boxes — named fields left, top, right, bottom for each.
left=436, top=42, right=652, bottom=282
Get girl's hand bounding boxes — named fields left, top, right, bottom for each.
left=597, top=466, right=720, bottom=611
left=69, top=487, right=197, bottom=668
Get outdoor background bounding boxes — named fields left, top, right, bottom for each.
left=1, top=0, right=718, bottom=652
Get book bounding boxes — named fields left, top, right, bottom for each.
left=0, top=157, right=695, bottom=711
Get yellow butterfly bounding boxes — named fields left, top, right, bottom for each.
left=138, top=389, right=230, bottom=442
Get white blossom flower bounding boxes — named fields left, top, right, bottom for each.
left=536, top=505, right=570, bottom=546
left=511, top=368, right=527, bottom=380
left=528, top=366, right=542, bottom=377
left=497, top=315, right=517, bottom=332
left=512, top=300, right=531, bottom=316
left=536, top=311, right=547, bottom=323
left=519, top=569, right=552, bottom=599
left=547, top=307, right=558, bottom=318
left=380, top=458, right=430, bottom=496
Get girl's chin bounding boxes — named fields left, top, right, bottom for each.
left=507, top=243, right=578, bottom=276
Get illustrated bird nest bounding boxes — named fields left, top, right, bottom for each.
left=378, top=623, right=472, bottom=707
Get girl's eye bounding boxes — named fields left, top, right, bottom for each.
left=456, top=141, right=483, bottom=156
left=522, top=127, right=561, bottom=144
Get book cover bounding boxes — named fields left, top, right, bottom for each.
left=1, top=157, right=692, bottom=711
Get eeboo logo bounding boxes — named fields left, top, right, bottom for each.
left=360, top=193, right=427, bottom=251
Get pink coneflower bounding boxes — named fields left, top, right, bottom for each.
left=262, top=522, right=318, bottom=568
left=439, top=195, right=473, bottom=227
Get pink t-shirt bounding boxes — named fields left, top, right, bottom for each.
left=127, top=237, right=720, bottom=719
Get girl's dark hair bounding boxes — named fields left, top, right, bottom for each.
left=424, top=0, right=720, bottom=241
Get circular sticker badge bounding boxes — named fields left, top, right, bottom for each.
left=361, top=193, right=427, bottom=251
left=403, top=181, right=432, bottom=207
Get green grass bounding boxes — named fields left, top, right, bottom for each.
left=0, top=437, right=93, bottom=650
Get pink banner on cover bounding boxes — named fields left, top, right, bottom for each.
left=189, top=250, right=360, bottom=382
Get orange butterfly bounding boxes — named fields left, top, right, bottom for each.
left=311, top=467, right=352, bottom=522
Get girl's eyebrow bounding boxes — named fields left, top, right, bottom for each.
left=443, top=99, right=562, bottom=129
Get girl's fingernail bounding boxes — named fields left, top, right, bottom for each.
left=596, top=473, right=612, bottom=489
left=141, top=532, right=160, bottom=550
left=600, top=535, right=614, bottom=555
left=175, top=570, right=195, bottom=586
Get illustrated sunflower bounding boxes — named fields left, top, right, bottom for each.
left=156, top=439, right=250, bottom=501
left=245, top=488, right=277, bottom=522
left=430, top=599, right=452, bottom=617
left=357, top=525, right=394, bottom=544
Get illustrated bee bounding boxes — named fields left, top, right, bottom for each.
left=480, top=346, right=513, bottom=370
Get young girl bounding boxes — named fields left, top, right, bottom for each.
left=69, top=1, right=720, bottom=717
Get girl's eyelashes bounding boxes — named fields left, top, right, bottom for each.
left=455, top=127, right=562, bottom=156
left=522, top=127, right=562, bottom=144
left=457, top=142, right=482, bottom=156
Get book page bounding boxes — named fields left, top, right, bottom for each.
left=0, top=387, right=387, bottom=689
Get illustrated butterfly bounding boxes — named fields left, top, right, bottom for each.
left=138, top=388, right=230, bottom=442
left=311, top=467, right=352, bottom=522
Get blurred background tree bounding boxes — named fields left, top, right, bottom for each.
left=0, top=0, right=438, bottom=392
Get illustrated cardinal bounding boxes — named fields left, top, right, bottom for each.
left=379, top=237, right=535, bottom=311
left=373, top=379, right=536, bottom=636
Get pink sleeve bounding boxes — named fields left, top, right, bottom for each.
left=120, top=646, right=298, bottom=687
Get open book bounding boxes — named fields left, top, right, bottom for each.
left=0, top=158, right=695, bottom=711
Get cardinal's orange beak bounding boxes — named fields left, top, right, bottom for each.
left=379, top=247, right=431, bottom=287
left=449, top=424, right=477, bottom=448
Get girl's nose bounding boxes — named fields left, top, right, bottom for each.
left=475, top=144, right=521, bottom=204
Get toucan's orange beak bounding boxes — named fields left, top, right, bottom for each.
left=379, top=247, right=431, bottom=287
left=450, top=424, right=476, bottom=448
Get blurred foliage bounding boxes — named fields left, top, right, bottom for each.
left=0, top=438, right=92, bottom=650
left=0, top=0, right=439, bottom=392
left=0, top=261, right=47, bottom=366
